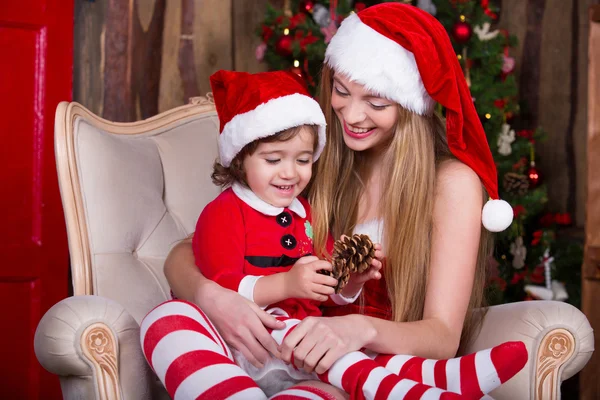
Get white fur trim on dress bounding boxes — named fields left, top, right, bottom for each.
left=238, top=275, right=264, bottom=304
left=325, top=13, right=436, bottom=115
left=219, top=93, right=326, bottom=167
left=232, top=182, right=306, bottom=218
left=329, top=288, right=362, bottom=305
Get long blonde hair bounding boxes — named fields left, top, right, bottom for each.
left=309, top=65, right=492, bottom=345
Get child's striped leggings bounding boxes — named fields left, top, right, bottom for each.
left=141, top=300, right=526, bottom=400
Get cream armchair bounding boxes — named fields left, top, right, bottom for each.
left=34, top=99, right=593, bottom=400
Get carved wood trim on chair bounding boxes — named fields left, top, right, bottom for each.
left=54, top=96, right=216, bottom=295
left=80, top=323, right=122, bottom=400
left=535, top=328, right=576, bottom=400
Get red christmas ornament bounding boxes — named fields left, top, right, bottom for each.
left=299, top=0, right=315, bottom=13
left=494, top=99, right=506, bottom=109
left=276, top=35, right=293, bottom=56
left=527, top=162, right=541, bottom=187
left=451, top=21, right=473, bottom=44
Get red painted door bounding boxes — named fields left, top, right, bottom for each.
left=0, top=1, right=73, bottom=399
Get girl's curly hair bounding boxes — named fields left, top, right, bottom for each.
left=211, top=125, right=318, bottom=188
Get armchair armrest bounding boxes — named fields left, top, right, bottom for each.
left=462, top=301, right=594, bottom=400
left=34, top=295, right=153, bottom=400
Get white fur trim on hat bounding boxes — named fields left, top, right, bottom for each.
left=325, top=13, right=436, bottom=115
left=482, top=199, right=514, bottom=232
left=219, top=93, right=326, bottom=167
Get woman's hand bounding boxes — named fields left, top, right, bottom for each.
left=340, top=242, right=384, bottom=298
left=195, top=282, right=286, bottom=368
left=284, top=256, right=338, bottom=302
left=280, top=314, right=376, bottom=374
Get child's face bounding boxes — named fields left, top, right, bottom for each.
left=331, top=73, right=398, bottom=153
left=243, top=127, right=314, bottom=208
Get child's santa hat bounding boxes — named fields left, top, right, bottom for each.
left=325, top=3, right=513, bottom=232
left=210, top=70, right=326, bottom=168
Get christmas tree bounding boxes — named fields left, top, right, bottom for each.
left=257, top=0, right=583, bottom=307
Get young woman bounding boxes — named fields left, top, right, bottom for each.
left=144, top=4, right=519, bottom=399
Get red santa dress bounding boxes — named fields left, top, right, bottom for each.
left=192, top=182, right=359, bottom=395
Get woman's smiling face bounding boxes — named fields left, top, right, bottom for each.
left=330, top=73, right=399, bottom=153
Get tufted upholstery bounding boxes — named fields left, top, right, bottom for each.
left=34, top=98, right=593, bottom=400
left=72, top=105, right=220, bottom=322
left=35, top=98, right=221, bottom=399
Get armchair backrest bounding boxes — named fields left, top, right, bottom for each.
left=55, top=97, right=221, bottom=323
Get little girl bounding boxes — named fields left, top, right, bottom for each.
left=193, top=69, right=379, bottom=395
left=141, top=70, right=528, bottom=400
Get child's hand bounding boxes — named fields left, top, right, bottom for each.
left=284, top=256, right=338, bottom=302
left=340, top=242, right=384, bottom=298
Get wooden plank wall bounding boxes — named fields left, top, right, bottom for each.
left=73, top=0, right=594, bottom=224
left=497, top=0, right=599, bottom=228
left=74, top=0, right=282, bottom=120
left=581, top=6, right=600, bottom=399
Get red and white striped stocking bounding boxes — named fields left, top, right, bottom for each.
left=318, top=352, right=467, bottom=400
left=269, top=385, right=338, bottom=400
left=372, top=341, right=527, bottom=399
left=141, top=301, right=337, bottom=400
left=141, top=300, right=267, bottom=399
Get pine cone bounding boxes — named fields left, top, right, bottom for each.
left=503, top=172, right=529, bottom=196
left=324, top=234, right=376, bottom=294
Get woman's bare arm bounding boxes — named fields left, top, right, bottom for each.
left=164, top=238, right=212, bottom=302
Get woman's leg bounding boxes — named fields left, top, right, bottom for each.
left=269, top=315, right=466, bottom=400
left=370, top=341, right=527, bottom=399
left=140, top=300, right=267, bottom=400
left=318, top=352, right=466, bottom=400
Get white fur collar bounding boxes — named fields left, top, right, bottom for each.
left=232, top=182, right=306, bottom=218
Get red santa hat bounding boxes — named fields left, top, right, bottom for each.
left=210, top=70, right=326, bottom=168
left=325, top=3, right=513, bottom=232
